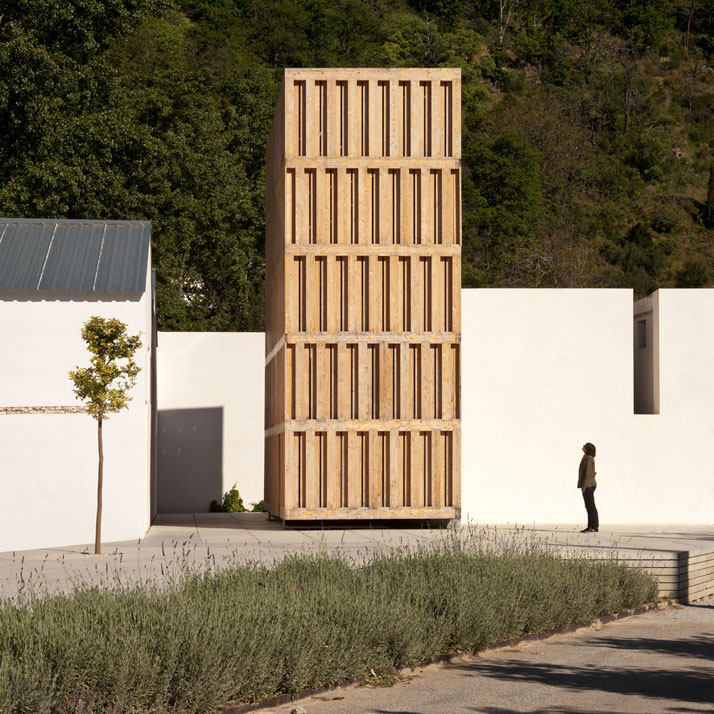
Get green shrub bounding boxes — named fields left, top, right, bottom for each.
left=222, top=483, right=246, bottom=512
left=0, top=540, right=657, bottom=713
left=209, top=484, right=247, bottom=512
left=250, top=500, right=266, bottom=512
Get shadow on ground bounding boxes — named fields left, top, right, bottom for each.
left=452, top=657, right=714, bottom=705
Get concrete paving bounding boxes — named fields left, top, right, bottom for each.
left=256, top=599, right=714, bottom=714
left=1, top=514, right=713, bottom=600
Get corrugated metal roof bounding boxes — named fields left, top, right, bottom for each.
left=0, top=219, right=150, bottom=293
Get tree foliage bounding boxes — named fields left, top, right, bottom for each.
left=1, top=0, right=712, bottom=322
left=69, top=317, right=142, bottom=420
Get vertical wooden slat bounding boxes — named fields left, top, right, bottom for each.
left=422, top=342, right=434, bottom=421
left=327, top=257, right=339, bottom=332
left=316, top=344, right=328, bottom=419
left=358, top=167, right=370, bottom=244
left=326, top=431, right=340, bottom=507
left=432, top=78, right=444, bottom=159
left=453, top=169, right=461, bottom=245
left=283, top=431, right=295, bottom=510
left=412, top=77, right=423, bottom=158
left=379, top=168, right=390, bottom=244
left=452, top=254, right=461, bottom=334
left=305, top=344, right=315, bottom=420
left=359, top=342, right=371, bottom=420
left=315, top=168, right=327, bottom=244
left=338, top=169, right=350, bottom=245
left=420, top=169, right=430, bottom=247
left=452, top=428, right=461, bottom=509
left=360, top=431, right=369, bottom=506
left=304, top=430, right=317, bottom=508
left=399, top=166, right=410, bottom=245
left=286, top=344, right=295, bottom=420
left=304, top=80, right=316, bottom=158
left=389, top=79, right=399, bottom=157
left=410, top=169, right=422, bottom=244
left=442, top=342, right=453, bottom=421
left=349, top=344, right=359, bottom=419
left=423, top=431, right=433, bottom=507
left=400, top=344, right=410, bottom=421
left=453, top=343, right=460, bottom=424
left=357, top=81, right=368, bottom=157
left=442, top=166, right=453, bottom=246
left=337, top=342, right=350, bottom=421
left=432, top=428, right=444, bottom=507
left=433, top=256, right=445, bottom=333
left=423, top=257, right=432, bottom=332
left=328, top=79, right=339, bottom=158
left=339, top=432, right=348, bottom=507
left=369, top=255, right=380, bottom=332
left=379, top=341, right=390, bottom=420
left=412, top=256, right=423, bottom=332
left=292, top=343, right=303, bottom=421
left=368, top=430, right=381, bottom=507
left=410, top=429, right=423, bottom=507
left=347, top=256, right=360, bottom=331
left=294, top=169, right=306, bottom=245
left=390, top=344, right=401, bottom=420
left=389, top=430, right=400, bottom=507
left=389, top=169, right=400, bottom=244
left=347, top=80, right=360, bottom=157
left=306, top=257, right=318, bottom=331
left=434, top=344, right=442, bottom=418
left=389, top=256, right=401, bottom=335
left=400, top=431, right=411, bottom=506
left=368, top=79, right=379, bottom=158
left=421, top=81, right=432, bottom=157
left=347, top=431, right=361, bottom=507
left=452, top=77, right=461, bottom=159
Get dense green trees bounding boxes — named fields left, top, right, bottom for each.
left=1, top=0, right=712, bottom=329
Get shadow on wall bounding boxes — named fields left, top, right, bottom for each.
left=157, top=407, right=223, bottom=513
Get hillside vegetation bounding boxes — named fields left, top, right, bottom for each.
left=0, top=0, right=712, bottom=330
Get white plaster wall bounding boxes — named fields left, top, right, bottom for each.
left=461, top=288, right=714, bottom=525
left=461, top=288, right=639, bottom=524
left=625, top=289, right=714, bottom=522
left=156, top=332, right=264, bottom=508
left=0, top=411, right=149, bottom=552
left=0, top=290, right=152, bottom=552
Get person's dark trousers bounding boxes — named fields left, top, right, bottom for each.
left=582, top=486, right=599, bottom=530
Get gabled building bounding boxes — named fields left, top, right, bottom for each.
left=0, top=219, right=154, bottom=552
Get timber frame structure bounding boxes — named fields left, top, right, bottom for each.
left=264, top=68, right=461, bottom=522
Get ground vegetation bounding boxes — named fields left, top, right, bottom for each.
left=0, top=539, right=657, bottom=712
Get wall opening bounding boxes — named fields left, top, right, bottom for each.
left=633, top=296, right=659, bottom=414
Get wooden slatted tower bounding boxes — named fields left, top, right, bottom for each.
left=264, top=68, right=461, bottom=522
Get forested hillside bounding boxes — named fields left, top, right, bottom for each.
left=1, top=0, right=712, bottom=330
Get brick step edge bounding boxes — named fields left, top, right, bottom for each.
left=220, top=599, right=676, bottom=713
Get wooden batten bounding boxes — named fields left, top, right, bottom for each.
left=265, top=68, right=461, bottom=521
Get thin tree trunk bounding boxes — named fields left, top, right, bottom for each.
left=95, top=416, right=103, bottom=554
left=685, top=0, right=696, bottom=51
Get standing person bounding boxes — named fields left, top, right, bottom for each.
left=578, top=442, right=598, bottom=532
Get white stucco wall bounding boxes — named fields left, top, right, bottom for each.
left=624, top=289, right=714, bottom=522
left=156, top=332, right=264, bottom=509
left=461, top=288, right=714, bottom=525
left=0, top=288, right=153, bottom=553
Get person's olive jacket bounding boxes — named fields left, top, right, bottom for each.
left=577, top=455, right=597, bottom=489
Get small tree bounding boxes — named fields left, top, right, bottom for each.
left=69, top=317, right=142, bottom=555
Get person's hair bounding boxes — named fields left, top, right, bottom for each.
left=583, top=442, right=596, bottom=457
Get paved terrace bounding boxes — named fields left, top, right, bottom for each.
left=1, top=514, right=713, bottom=602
